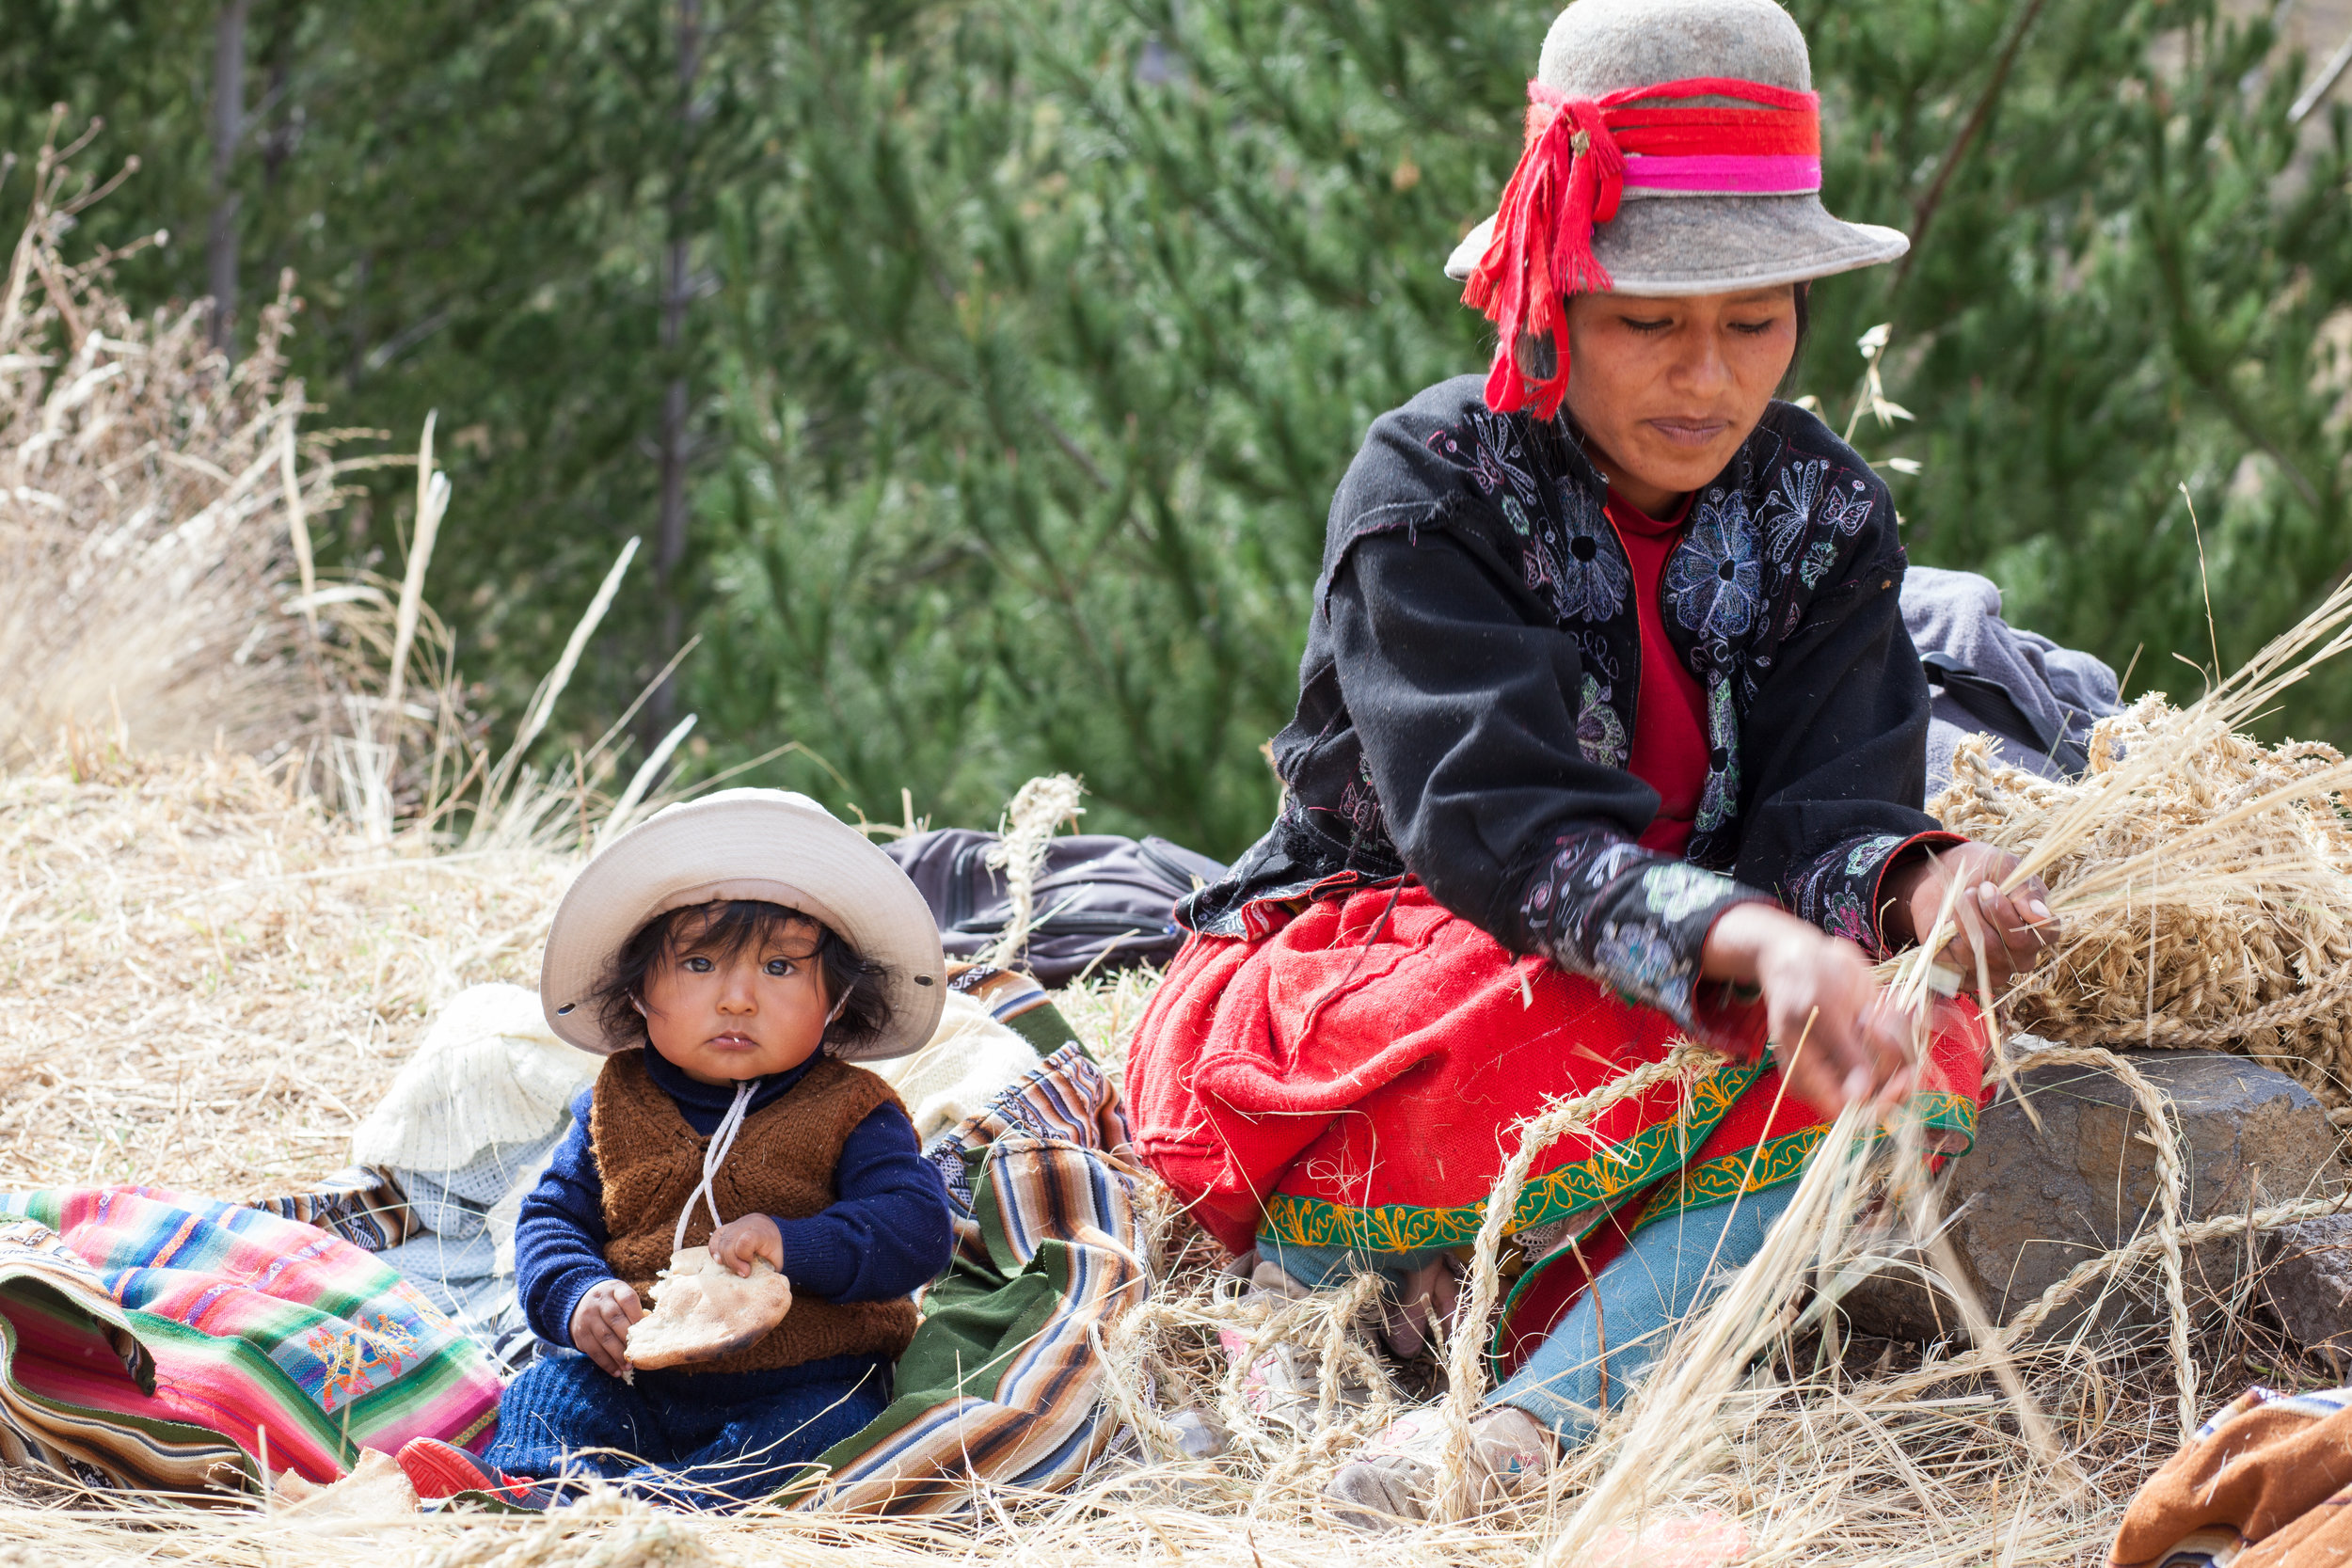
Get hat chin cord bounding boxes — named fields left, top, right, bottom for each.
left=675, top=1079, right=756, bottom=1256
left=669, top=998, right=848, bottom=1257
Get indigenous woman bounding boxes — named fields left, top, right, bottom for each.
left=1122, top=0, right=2058, bottom=1525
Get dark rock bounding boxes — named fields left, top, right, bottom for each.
left=2264, top=1213, right=2352, bottom=1361
left=1842, top=1049, right=2346, bottom=1340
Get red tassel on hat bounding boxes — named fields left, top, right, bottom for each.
left=1462, top=83, right=1625, bottom=420
left=1461, top=77, right=1822, bottom=419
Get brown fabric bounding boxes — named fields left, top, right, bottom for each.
left=589, top=1052, right=918, bottom=1373
left=2111, top=1389, right=2352, bottom=1568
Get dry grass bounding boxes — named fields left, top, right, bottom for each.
left=0, top=744, right=572, bottom=1200
left=0, top=116, right=343, bottom=770
left=1937, top=702, right=2352, bottom=1111
left=0, top=742, right=2310, bottom=1568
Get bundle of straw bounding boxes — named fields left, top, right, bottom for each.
left=1932, top=694, right=2352, bottom=1109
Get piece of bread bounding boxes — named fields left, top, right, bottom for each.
left=624, top=1246, right=793, bottom=1370
left=273, top=1448, right=420, bottom=1519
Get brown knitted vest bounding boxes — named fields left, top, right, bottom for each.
left=589, top=1051, right=918, bottom=1374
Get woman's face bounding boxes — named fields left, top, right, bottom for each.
left=639, top=911, right=834, bottom=1085
left=1561, top=286, right=1800, bottom=517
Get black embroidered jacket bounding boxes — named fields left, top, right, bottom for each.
left=1180, top=377, right=1954, bottom=1052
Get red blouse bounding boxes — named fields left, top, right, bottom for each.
left=1606, top=489, right=1710, bottom=856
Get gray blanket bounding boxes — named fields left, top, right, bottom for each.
left=1900, top=566, right=2123, bottom=800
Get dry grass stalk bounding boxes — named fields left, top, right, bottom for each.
left=981, top=772, right=1086, bottom=969
left=0, top=747, right=574, bottom=1201
left=0, top=116, right=339, bottom=768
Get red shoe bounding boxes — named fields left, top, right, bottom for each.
left=393, top=1437, right=552, bottom=1509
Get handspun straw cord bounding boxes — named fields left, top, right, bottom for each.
left=675, top=1079, right=755, bottom=1255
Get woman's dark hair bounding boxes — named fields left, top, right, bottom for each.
left=1780, top=280, right=1813, bottom=396
left=593, top=899, right=895, bottom=1055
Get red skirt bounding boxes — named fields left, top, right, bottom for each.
left=1126, top=884, right=1989, bottom=1365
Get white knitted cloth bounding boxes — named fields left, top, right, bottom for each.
left=351, top=982, right=596, bottom=1177
left=866, top=990, right=1041, bottom=1143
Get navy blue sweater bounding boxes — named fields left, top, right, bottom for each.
left=514, top=1049, right=954, bottom=1350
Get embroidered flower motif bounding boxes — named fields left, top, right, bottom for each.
left=1819, top=479, right=1875, bottom=538
left=1577, top=674, right=1629, bottom=769
left=1665, top=493, right=1762, bottom=647
left=1693, top=679, right=1741, bottom=835
left=1553, top=492, right=1631, bottom=623
left=1799, top=538, right=1838, bottom=590
left=1821, top=890, right=1872, bottom=947
left=1759, top=457, right=1825, bottom=567
left=1596, top=919, right=1692, bottom=1005
left=1845, top=833, right=1907, bottom=877
left=1581, top=840, right=1646, bottom=889
left=1642, top=863, right=1735, bottom=923
left=1337, top=755, right=1384, bottom=839
left=1464, top=412, right=1539, bottom=506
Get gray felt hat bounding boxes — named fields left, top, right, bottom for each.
left=1444, top=0, right=1907, bottom=293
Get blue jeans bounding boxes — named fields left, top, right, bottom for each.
left=485, top=1352, right=891, bottom=1509
left=1261, top=1181, right=1797, bottom=1452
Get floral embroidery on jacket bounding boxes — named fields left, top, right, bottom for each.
left=1665, top=491, right=1764, bottom=657
left=1643, top=862, right=1738, bottom=924
left=1187, top=386, right=1941, bottom=1019
left=1694, top=679, right=1741, bottom=835
left=1760, top=457, right=1825, bottom=573
left=1781, top=830, right=1962, bottom=959
left=1517, top=826, right=1772, bottom=1051
left=1577, top=674, right=1630, bottom=768
left=1554, top=487, right=1631, bottom=623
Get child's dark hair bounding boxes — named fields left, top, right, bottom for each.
left=593, top=900, right=894, bottom=1054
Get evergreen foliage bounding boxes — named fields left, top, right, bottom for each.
left=2, top=0, right=2347, bottom=853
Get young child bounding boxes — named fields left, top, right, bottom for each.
left=395, top=788, right=954, bottom=1509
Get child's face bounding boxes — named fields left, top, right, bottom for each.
left=638, top=911, right=834, bottom=1085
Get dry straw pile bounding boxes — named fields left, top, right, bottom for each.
left=1933, top=619, right=2352, bottom=1115
left=8, top=118, right=2352, bottom=1568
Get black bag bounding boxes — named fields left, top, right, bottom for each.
left=881, top=829, right=1228, bottom=986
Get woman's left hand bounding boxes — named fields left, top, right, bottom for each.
left=1883, top=841, right=2060, bottom=994
left=708, top=1214, right=785, bottom=1277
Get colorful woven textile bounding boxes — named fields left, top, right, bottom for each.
left=244, top=1164, right=417, bottom=1252
left=1129, top=882, right=1990, bottom=1375
left=0, top=1186, right=502, bottom=1497
left=790, top=1042, right=1148, bottom=1514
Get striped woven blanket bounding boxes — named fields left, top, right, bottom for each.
left=0, top=1186, right=501, bottom=1497
left=794, top=1040, right=1150, bottom=1513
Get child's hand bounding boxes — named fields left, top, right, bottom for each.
left=570, top=1278, right=643, bottom=1377
left=708, top=1214, right=785, bottom=1278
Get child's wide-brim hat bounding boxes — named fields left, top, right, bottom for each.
left=1443, top=0, right=1908, bottom=293
left=540, top=788, right=946, bottom=1062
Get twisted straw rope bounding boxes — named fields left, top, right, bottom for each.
left=1432, top=1039, right=1726, bottom=1523
left=1860, top=1190, right=2349, bottom=1409
left=1936, top=706, right=2352, bottom=1107
left=2004, top=1044, right=2199, bottom=1433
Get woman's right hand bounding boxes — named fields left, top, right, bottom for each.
left=570, top=1277, right=644, bottom=1377
left=1701, top=902, right=1916, bottom=1117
